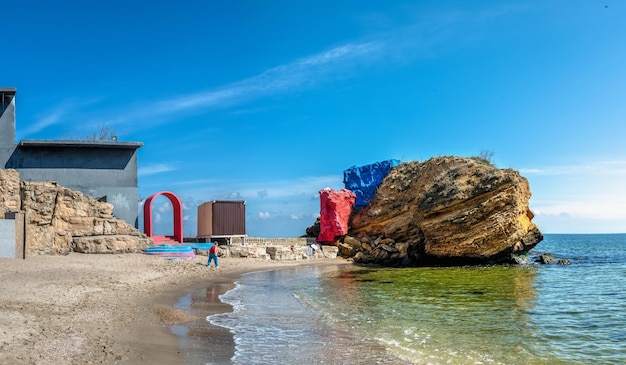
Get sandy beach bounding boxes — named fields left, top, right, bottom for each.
left=0, top=253, right=347, bottom=364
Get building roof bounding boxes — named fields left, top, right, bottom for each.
left=18, top=140, right=143, bottom=149
left=0, top=88, right=16, bottom=94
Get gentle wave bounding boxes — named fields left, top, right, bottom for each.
left=205, top=234, right=626, bottom=365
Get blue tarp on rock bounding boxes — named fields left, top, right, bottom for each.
left=343, top=159, right=400, bottom=210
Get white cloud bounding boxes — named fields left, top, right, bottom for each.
left=105, top=41, right=382, bottom=130
left=138, top=163, right=177, bottom=177
left=147, top=174, right=338, bottom=237
left=20, top=97, right=104, bottom=138
left=23, top=111, right=64, bottom=136
left=521, top=160, right=626, bottom=176
left=182, top=202, right=193, bottom=210
left=531, top=196, right=626, bottom=220
left=510, top=159, right=626, bottom=233
left=532, top=213, right=626, bottom=234
left=237, top=176, right=343, bottom=200
left=215, top=192, right=244, bottom=200
left=28, top=6, right=518, bottom=136
left=174, top=175, right=342, bottom=203
left=524, top=160, right=626, bottom=226
left=171, top=178, right=218, bottom=186
left=157, top=202, right=171, bottom=213
left=133, top=41, right=373, bottom=126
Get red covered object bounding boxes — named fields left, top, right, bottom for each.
left=317, top=188, right=356, bottom=243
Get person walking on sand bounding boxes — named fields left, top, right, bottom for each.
left=208, top=242, right=219, bottom=268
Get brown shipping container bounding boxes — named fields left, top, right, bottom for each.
left=197, top=200, right=246, bottom=237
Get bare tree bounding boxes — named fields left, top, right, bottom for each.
left=63, top=124, right=117, bottom=141
left=90, top=125, right=117, bottom=141
left=474, top=150, right=495, bottom=165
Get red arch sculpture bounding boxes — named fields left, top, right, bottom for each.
left=143, top=191, right=183, bottom=243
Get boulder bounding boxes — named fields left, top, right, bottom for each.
left=347, top=156, right=543, bottom=265
left=537, top=253, right=571, bottom=265
left=538, top=253, right=557, bottom=264
left=304, top=217, right=321, bottom=238
left=317, top=188, right=356, bottom=243
left=225, top=244, right=269, bottom=259
left=266, top=246, right=299, bottom=260
left=310, top=244, right=338, bottom=259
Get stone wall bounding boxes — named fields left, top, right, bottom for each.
left=236, top=237, right=316, bottom=246
left=0, top=169, right=151, bottom=256
left=0, top=169, right=20, bottom=212
left=210, top=243, right=338, bottom=261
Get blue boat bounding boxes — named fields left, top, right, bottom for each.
left=144, top=244, right=196, bottom=259
left=190, top=243, right=215, bottom=250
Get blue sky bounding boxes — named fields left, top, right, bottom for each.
left=2, top=1, right=626, bottom=236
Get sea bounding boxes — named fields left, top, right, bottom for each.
left=173, top=234, right=626, bottom=365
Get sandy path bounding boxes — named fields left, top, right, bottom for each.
left=0, top=253, right=346, bottom=364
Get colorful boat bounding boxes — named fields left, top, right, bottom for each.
left=143, top=244, right=196, bottom=259
left=190, top=243, right=215, bottom=251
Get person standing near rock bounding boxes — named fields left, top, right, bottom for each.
left=208, top=243, right=219, bottom=268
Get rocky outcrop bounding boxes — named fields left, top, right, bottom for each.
left=339, top=156, right=543, bottom=265
left=318, top=188, right=356, bottom=243
left=536, top=253, right=571, bottom=265
left=0, top=169, right=151, bottom=256
left=304, top=217, right=321, bottom=238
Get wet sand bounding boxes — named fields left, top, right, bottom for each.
left=162, top=260, right=352, bottom=364
left=0, top=252, right=347, bottom=364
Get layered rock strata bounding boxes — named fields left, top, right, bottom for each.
left=338, top=156, right=543, bottom=265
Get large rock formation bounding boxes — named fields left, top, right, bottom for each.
left=1, top=169, right=151, bottom=256
left=336, top=156, right=543, bottom=265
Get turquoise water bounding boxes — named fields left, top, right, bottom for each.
left=205, top=234, right=626, bottom=364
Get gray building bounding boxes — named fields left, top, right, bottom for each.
left=0, top=88, right=142, bottom=227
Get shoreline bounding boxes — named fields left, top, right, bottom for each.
left=0, top=252, right=348, bottom=364
left=160, top=259, right=353, bottom=364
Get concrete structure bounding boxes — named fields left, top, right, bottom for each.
left=0, top=88, right=143, bottom=227
left=0, top=89, right=16, bottom=165
left=0, top=211, right=25, bottom=259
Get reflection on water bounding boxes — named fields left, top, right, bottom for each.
left=171, top=282, right=236, bottom=364
left=208, top=266, right=409, bottom=364
left=297, top=266, right=553, bottom=364
left=171, top=234, right=626, bottom=365
left=299, top=234, right=626, bottom=365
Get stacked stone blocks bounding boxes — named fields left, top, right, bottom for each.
left=0, top=169, right=151, bottom=256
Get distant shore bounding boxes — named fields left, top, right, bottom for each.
left=0, top=252, right=347, bottom=364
